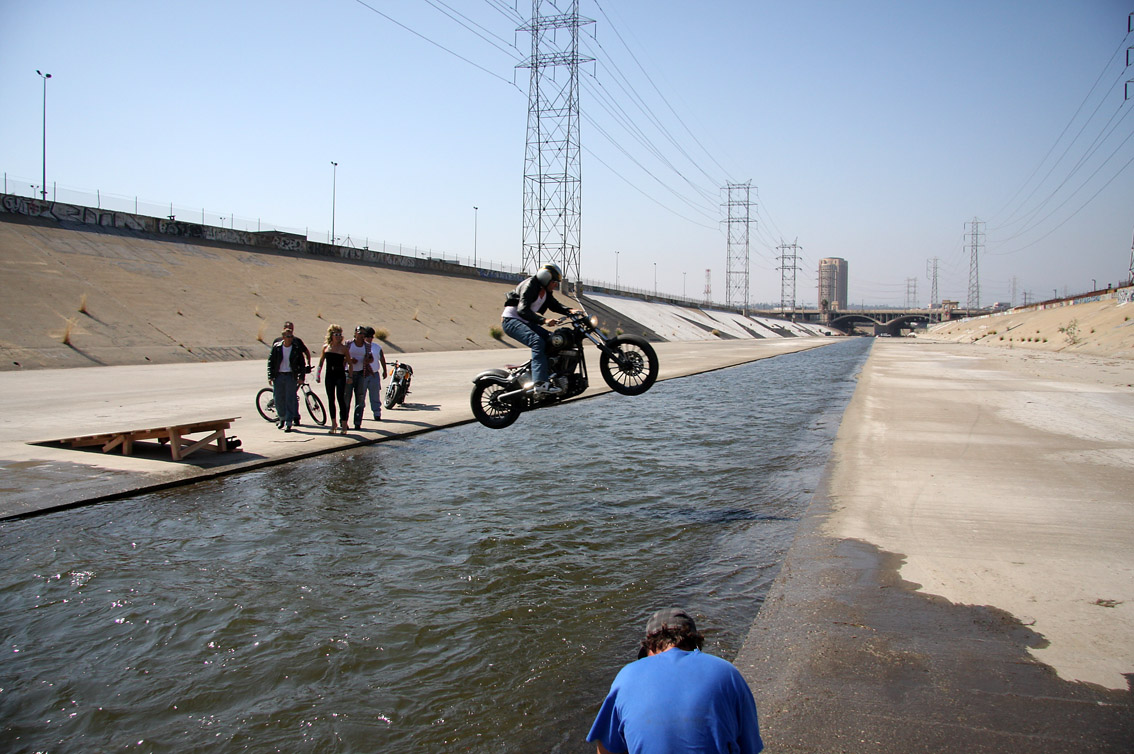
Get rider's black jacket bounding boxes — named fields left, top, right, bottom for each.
left=505, top=276, right=572, bottom=327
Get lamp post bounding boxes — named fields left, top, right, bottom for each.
left=653, top=262, right=657, bottom=297
left=615, top=251, right=619, bottom=288
left=330, top=161, right=338, bottom=245
left=473, top=206, right=479, bottom=267
left=36, top=70, right=51, bottom=201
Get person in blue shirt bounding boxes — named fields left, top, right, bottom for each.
left=587, top=608, right=763, bottom=754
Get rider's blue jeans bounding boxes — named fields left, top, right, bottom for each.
left=502, top=316, right=551, bottom=383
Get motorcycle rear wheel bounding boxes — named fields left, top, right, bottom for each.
left=471, top=381, right=522, bottom=429
left=599, top=335, right=659, bottom=395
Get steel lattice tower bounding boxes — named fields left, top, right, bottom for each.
left=777, top=240, right=800, bottom=316
left=518, top=0, right=593, bottom=292
left=703, top=269, right=712, bottom=306
left=926, top=257, right=939, bottom=308
left=724, top=182, right=753, bottom=312
left=965, top=217, right=984, bottom=309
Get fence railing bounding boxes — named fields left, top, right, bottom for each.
left=2, top=171, right=746, bottom=307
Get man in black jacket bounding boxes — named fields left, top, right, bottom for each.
left=500, top=263, right=578, bottom=395
left=267, top=329, right=306, bottom=431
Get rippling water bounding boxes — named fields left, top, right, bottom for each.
left=0, top=339, right=869, bottom=753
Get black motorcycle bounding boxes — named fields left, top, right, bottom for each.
left=470, top=309, right=659, bottom=429
left=384, top=360, right=413, bottom=409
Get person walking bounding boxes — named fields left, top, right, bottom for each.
left=345, top=325, right=372, bottom=431
left=267, top=329, right=305, bottom=432
left=587, top=608, right=763, bottom=754
left=362, top=326, right=388, bottom=421
left=273, top=321, right=311, bottom=425
left=315, top=324, right=350, bottom=434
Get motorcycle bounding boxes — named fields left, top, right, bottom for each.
left=470, top=308, right=659, bottom=429
left=384, top=360, right=413, bottom=409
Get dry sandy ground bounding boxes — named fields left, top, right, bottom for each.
left=921, top=295, right=1134, bottom=360
left=830, top=341, right=1134, bottom=690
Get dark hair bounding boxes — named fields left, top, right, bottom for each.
left=639, top=624, right=704, bottom=657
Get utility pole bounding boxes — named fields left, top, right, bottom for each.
left=1011, top=276, right=1018, bottom=307
left=1128, top=227, right=1134, bottom=284
left=926, top=257, right=939, bottom=308
left=965, top=217, right=984, bottom=310
left=777, top=239, right=800, bottom=317
left=330, top=161, right=338, bottom=245
left=518, top=0, right=593, bottom=293
left=36, top=70, right=51, bottom=201
left=724, top=182, right=753, bottom=314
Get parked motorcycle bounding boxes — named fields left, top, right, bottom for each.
left=384, top=360, right=413, bottom=409
left=470, top=309, right=659, bottom=429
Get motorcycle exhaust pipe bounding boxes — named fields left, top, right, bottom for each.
left=496, top=387, right=528, bottom=402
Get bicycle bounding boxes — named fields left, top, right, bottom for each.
left=256, top=369, right=327, bottom=426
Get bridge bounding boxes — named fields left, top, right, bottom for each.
left=747, top=307, right=981, bottom=335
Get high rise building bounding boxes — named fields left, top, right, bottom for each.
left=818, top=257, right=848, bottom=311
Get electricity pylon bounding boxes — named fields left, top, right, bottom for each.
left=926, top=257, right=939, bottom=308
left=724, top=182, right=753, bottom=313
left=777, top=240, right=801, bottom=317
left=518, top=0, right=594, bottom=292
left=965, top=217, right=984, bottom=309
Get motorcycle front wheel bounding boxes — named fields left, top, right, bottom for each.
left=471, top=381, right=522, bottom=429
left=599, top=335, right=659, bottom=395
left=384, top=381, right=399, bottom=410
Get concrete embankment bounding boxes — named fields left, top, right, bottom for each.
left=0, top=202, right=836, bottom=371
left=737, top=340, right=1134, bottom=752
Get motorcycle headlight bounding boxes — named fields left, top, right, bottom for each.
left=590, top=316, right=599, bottom=328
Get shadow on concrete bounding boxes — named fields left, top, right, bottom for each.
left=739, top=533, right=1134, bottom=753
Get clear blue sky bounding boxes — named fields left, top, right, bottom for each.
left=2, top=1, right=1131, bottom=307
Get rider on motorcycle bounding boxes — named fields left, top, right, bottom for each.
left=500, top=263, right=580, bottom=396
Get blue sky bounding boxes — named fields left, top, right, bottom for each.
left=2, top=0, right=1131, bottom=307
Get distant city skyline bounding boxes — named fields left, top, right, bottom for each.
left=2, top=1, right=1131, bottom=306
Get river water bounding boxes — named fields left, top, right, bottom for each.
left=0, top=338, right=870, bottom=753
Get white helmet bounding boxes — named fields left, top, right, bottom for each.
left=535, top=263, right=563, bottom=287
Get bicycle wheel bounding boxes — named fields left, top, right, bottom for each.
left=256, top=387, right=278, bottom=423
left=304, top=388, right=327, bottom=425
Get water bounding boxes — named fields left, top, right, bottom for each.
left=0, top=339, right=869, bottom=753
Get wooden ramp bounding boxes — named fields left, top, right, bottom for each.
left=45, top=417, right=240, bottom=461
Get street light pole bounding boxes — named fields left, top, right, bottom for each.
left=330, top=161, right=338, bottom=245
left=653, top=262, right=657, bottom=297
left=615, top=251, right=619, bottom=288
left=36, top=70, right=51, bottom=201
left=473, top=206, right=479, bottom=267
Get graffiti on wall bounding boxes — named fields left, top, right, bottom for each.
left=2, top=194, right=151, bottom=232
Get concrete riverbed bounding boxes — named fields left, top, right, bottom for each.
left=737, top=339, right=1134, bottom=752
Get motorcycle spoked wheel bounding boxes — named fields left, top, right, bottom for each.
left=470, top=381, right=522, bottom=429
left=599, top=335, right=659, bottom=396
left=384, top=381, right=399, bottom=410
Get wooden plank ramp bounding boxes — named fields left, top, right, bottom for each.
left=45, top=417, right=240, bottom=461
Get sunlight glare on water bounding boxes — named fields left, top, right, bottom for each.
left=0, top=339, right=869, bottom=753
